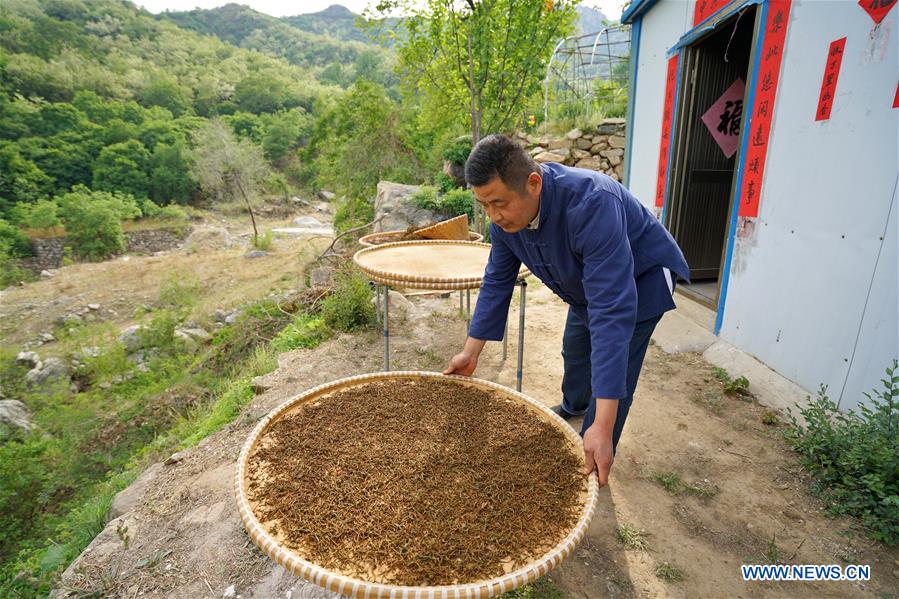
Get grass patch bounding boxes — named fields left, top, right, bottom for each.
left=761, top=410, right=780, bottom=426
left=763, top=534, right=785, bottom=564
left=654, top=561, right=686, bottom=582
left=616, top=523, right=651, bottom=551
left=712, top=366, right=752, bottom=399
left=650, top=471, right=719, bottom=498
left=500, top=578, right=566, bottom=599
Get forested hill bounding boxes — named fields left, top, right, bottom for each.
left=0, top=0, right=396, bottom=218
left=159, top=2, right=396, bottom=79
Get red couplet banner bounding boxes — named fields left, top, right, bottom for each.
left=694, top=0, right=732, bottom=25
left=738, top=0, right=792, bottom=218
left=655, top=55, right=679, bottom=209
left=815, top=38, right=846, bottom=122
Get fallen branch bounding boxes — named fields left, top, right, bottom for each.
left=317, top=215, right=384, bottom=260
left=719, top=447, right=753, bottom=460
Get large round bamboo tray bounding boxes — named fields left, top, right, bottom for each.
left=235, top=371, right=599, bottom=599
left=353, top=240, right=530, bottom=290
left=359, top=230, right=483, bottom=248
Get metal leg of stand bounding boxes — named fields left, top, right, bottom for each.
left=375, top=283, right=381, bottom=323
left=459, top=290, right=464, bottom=317
left=383, top=284, right=390, bottom=371
left=465, top=288, right=471, bottom=329
left=517, top=280, right=527, bottom=392
left=502, top=312, right=509, bottom=361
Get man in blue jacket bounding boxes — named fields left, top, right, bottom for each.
left=444, top=134, right=689, bottom=487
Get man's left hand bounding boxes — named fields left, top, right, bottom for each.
left=582, top=424, right=614, bottom=487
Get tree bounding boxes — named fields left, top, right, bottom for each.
left=0, top=144, right=53, bottom=215
left=261, top=109, right=310, bottom=161
left=149, top=142, right=195, bottom=205
left=304, top=80, right=425, bottom=231
left=138, top=76, right=191, bottom=117
left=233, top=73, right=289, bottom=114
left=191, top=119, right=269, bottom=241
left=92, top=140, right=151, bottom=198
left=377, top=0, right=577, bottom=143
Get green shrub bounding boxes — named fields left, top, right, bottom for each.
left=139, top=198, right=162, bottom=218
left=435, top=171, right=458, bottom=194
left=11, top=199, right=61, bottom=229
left=63, top=202, right=124, bottom=261
left=320, top=271, right=376, bottom=332
left=410, top=186, right=474, bottom=220
left=157, top=205, right=187, bottom=221
left=442, top=135, right=472, bottom=166
left=56, top=185, right=141, bottom=223
left=333, top=196, right=374, bottom=233
left=0, top=220, right=32, bottom=257
left=252, top=230, right=273, bottom=251
left=409, top=185, right=440, bottom=211
left=137, top=309, right=181, bottom=351
left=439, top=188, right=475, bottom=219
left=271, top=314, right=329, bottom=352
left=0, top=243, right=33, bottom=288
left=783, top=361, right=898, bottom=545
left=158, top=272, right=200, bottom=310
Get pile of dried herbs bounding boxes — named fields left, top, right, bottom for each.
left=246, top=378, right=585, bottom=586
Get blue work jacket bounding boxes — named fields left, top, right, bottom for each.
left=468, top=163, right=690, bottom=400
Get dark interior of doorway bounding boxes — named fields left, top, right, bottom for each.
left=665, top=7, right=757, bottom=308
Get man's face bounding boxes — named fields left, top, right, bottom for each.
left=472, top=172, right=542, bottom=233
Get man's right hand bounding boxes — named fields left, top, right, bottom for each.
left=443, top=351, right=479, bottom=376
left=443, top=337, right=487, bottom=377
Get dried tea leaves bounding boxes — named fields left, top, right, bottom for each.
left=246, top=377, right=584, bottom=586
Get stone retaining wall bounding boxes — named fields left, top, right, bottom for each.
left=21, top=226, right=191, bottom=273
left=513, top=117, right=627, bottom=181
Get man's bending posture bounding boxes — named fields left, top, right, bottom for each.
left=444, top=135, right=689, bottom=486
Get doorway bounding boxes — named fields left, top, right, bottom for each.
left=665, top=7, right=759, bottom=308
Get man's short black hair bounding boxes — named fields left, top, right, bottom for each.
left=465, top=134, right=540, bottom=193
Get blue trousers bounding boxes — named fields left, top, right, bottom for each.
left=561, top=307, right=662, bottom=453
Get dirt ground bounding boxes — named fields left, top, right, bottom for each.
left=46, top=274, right=899, bottom=598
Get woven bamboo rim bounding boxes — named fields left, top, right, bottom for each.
left=235, top=371, right=599, bottom=599
left=353, top=240, right=530, bottom=290
left=359, top=230, right=483, bottom=248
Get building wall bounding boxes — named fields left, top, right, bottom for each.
left=719, top=1, right=898, bottom=410
left=626, top=0, right=693, bottom=210
left=627, top=0, right=898, bottom=410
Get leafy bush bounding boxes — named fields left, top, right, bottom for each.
left=333, top=196, right=374, bottom=233
left=139, top=198, right=162, bottom=218
left=320, top=271, right=376, bottom=332
left=409, top=185, right=439, bottom=210
left=62, top=202, right=124, bottom=261
left=157, top=205, right=187, bottom=221
left=439, top=188, right=475, bottom=219
left=410, top=185, right=474, bottom=220
left=56, top=186, right=141, bottom=223
left=252, top=230, right=273, bottom=251
left=0, top=219, right=32, bottom=257
left=271, top=314, right=329, bottom=352
left=11, top=199, right=61, bottom=229
left=442, top=135, right=472, bottom=166
left=435, top=171, right=458, bottom=193
left=0, top=242, right=33, bottom=288
left=783, top=361, right=899, bottom=545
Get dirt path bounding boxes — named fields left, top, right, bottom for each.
left=52, top=286, right=898, bottom=598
